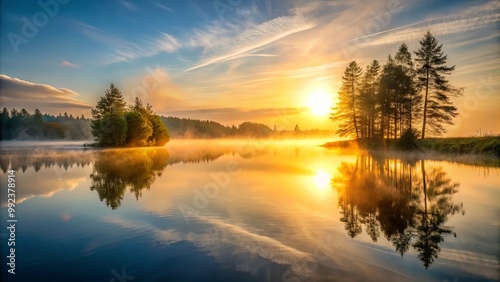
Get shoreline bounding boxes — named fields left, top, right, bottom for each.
left=322, top=136, right=500, bottom=159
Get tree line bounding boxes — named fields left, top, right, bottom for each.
left=0, top=108, right=92, bottom=140
left=331, top=31, right=462, bottom=140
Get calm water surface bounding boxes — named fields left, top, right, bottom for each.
left=0, top=140, right=499, bottom=282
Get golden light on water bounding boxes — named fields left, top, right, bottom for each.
left=313, top=169, right=331, bottom=190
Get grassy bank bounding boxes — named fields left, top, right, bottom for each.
left=323, top=136, right=500, bottom=158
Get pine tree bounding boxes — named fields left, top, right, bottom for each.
left=414, top=32, right=461, bottom=138
left=359, top=60, right=380, bottom=138
left=395, top=43, right=420, bottom=134
left=91, top=83, right=127, bottom=119
left=331, top=61, right=363, bottom=139
left=91, top=83, right=128, bottom=146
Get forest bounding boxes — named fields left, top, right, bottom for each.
left=0, top=107, right=92, bottom=140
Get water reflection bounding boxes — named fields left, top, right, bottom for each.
left=0, top=150, right=92, bottom=172
left=332, top=155, right=464, bottom=268
left=90, top=148, right=170, bottom=209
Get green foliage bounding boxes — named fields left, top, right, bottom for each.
left=90, top=84, right=170, bottom=147
left=42, top=122, right=65, bottom=139
left=148, top=115, right=170, bottom=146
left=91, top=83, right=126, bottom=119
left=125, top=111, right=153, bottom=146
left=161, top=116, right=273, bottom=138
left=0, top=107, right=91, bottom=140
left=419, top=136, right=500, bottom=157
left=96, top=113, right=128, bottom=146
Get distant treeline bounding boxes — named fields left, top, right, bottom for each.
left=0, top=108, right=92, bottom=140
left=162, top=116, right=333, bottom=139
left=162, top=116, right=273, bottom=138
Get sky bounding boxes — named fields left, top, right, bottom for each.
left=0, top=0, right=499, bottom=136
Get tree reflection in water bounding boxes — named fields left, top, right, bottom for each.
left=332, top=155, right=464, bottom=269
left=90, top=148, right=169, bottom=210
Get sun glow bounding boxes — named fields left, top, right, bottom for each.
left=307, top=89, right=333, bottom=116
left=314, top=169, right=331, bottom=190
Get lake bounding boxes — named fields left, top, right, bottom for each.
left=1, top=140, right=499, bottom=282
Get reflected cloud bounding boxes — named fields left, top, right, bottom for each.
left=104, top=215, right=315, bottom=277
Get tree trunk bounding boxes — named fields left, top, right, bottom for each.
left=352, top=81, right=359, bottom=139
left=421, top=70, right=429, bottom=139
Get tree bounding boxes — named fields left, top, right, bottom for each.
left=125, top=111, right=152, bottom=146
left=91, top=84, right=128, bottom=146
left=130, top=97, right=169, bottom=146
left=359, top=60, right=381, bottom=138
left=147, top=115, right=170, bottom=146
left=395, top=43, right=421, bottom=132
left=0, top=108, right=10, bottom=140
left=91, top=83, right=127, bottom=119
left=330, top=61, right=363, bottom=139
left=28, top=109, right=44, bottom=136
left=96, top=114, right=128, bottom=146
left=91, top=85, right=170, bottom=147
left=43, top=122, right=65, bottom=139
left=414, top=31, right=461, bottom=138
left=379, top=55, right=416, bottom=139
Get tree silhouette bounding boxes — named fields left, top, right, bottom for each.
left=413, top=161, right=462, bottom=268
left=414, top=31, right=462, bottom=138
left=330, top=61, right=363, bottom=139
left=359, top=60, right=381, bottom=139
left=332, top=155, right=463, bottom=267
left=330, top=31, right=460, bottom=140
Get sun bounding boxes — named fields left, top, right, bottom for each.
left=307, top=89, right=333, bottom=116
left=313, top=169, right=331, bottom=190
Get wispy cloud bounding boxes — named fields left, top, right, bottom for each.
left=71, top=20, right=181, bottom=65
left=73, top=7, right=314, bottom=68
left=184, top=15, right=315, bottom=72
left=0, top=74, right=91, bottom=114
left=150, top=1, right=173, bottom=13
left=356, top=1, right=500, bottom=46
left=120, top=0, right=136, bottom=11
left=61, top=60, right=78, bottom=68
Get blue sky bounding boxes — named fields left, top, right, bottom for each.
left=0, top=0, right=499, bottom=135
